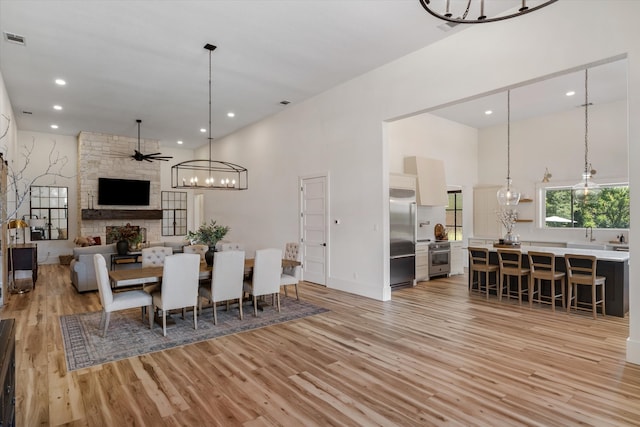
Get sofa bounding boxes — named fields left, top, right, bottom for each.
left=70, top=241, right=187, bottom=292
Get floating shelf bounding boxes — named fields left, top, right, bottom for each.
left=515, top=219, right=533, bottom=223
left=520, top=198, right=533, bottom=203
left=81, top=209, right=162, bottom=220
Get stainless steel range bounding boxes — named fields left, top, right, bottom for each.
left=428, top=241, right=451, bottom=279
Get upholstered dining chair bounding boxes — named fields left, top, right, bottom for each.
left=243, top=248, right=282, bottom=316
left=198, top=250, right=245, bottom=324
left=151, top=253, right=201, bottom=336
left=93, top=254, right=152, bottom=337
left=280, top=242, right=302, bottom=300
left=140, top=246, right=173, bottom=294
left=183, top=244, right=208, bottom=262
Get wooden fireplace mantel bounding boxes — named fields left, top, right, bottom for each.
left=81, top=209, right=163, bottom=220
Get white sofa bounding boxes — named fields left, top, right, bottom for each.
left=70, top=241, right=187, bottom=292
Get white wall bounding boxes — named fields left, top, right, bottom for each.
left=198, top=1, right=640, bottom=362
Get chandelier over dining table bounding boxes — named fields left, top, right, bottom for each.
left=171, top=43, right=248, bottom=190
left=418, top=0, right=558, bottom=24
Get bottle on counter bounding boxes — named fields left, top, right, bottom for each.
left=620, top=234, right=625, bottom=243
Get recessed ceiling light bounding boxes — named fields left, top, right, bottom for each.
left=227, top=112, right=235, bottom=118
left=50, top=124, right=59, bottom=129
left=177, top=140, right=183, bottom=145
left=53, top=105, right=62, bottom=110
left=200, top=128, right=206, bottom=133
left=566, top=91, right=576, bottom=97
left=55, top=79, right=66, bottom=86
left=485, top=110, right=493, bottom=115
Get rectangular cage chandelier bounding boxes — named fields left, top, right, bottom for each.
left=171, top=43, right=248, bottom=191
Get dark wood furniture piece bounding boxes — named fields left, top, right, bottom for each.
left=110, top=253, right=142, bottom=270
left=0, top=319, right=16, bottom=427
left=8, top=243, right=38, bottom=287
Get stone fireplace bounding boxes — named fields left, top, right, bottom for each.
left=78, top=132, right=163, bottom=243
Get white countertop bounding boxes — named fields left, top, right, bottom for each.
left=470, top=244, right=629, bottom=262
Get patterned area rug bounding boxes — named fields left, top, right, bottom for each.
left=60, top=297, right=328, bottom=372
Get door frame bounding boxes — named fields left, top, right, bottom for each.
left=299, top=172, right=330, bottom=286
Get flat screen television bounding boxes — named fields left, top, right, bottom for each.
left=98, top=177, right=150, bottom=206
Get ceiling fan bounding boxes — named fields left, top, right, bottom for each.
left=131, top=119, right=173, bottom=162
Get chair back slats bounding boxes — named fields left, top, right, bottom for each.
left=468, top=247, right=490, bottom=266
left=565, top=254, right=597, bottom=281
left=528, top=251, right=555, bottom=275
left=497, top=249, right=524, bottom=271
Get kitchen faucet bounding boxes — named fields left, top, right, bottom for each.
left=586, top=226, right=596, bottom=242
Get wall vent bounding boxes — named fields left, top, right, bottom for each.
left=3, top=32, right=26, bottom=45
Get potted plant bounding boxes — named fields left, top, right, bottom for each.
left=186, top=220, right=230, bottom=266
left=107, top=223, right=141, bottom=255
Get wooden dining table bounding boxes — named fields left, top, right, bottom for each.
left=108, top=258, right=301, bottom=289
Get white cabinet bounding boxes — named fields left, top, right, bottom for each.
left=473, top=186, right=501, bottom=238
left=415, top=244, right=429, bottom=281
left=450, top=241, right=464, bottom=275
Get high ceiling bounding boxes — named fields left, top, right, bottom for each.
left=1, top=1, right=623, bottom=151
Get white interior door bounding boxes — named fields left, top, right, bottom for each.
left=300, top=175, right=327, bottom=285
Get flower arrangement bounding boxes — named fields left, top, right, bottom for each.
left=107, top=223, right=140, bottom=245
left=186, top=220, right=230, bottom=248
left=497, top=208, right=518, bottom=237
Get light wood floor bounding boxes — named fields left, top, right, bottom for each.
left=2, top=265, right=640, bottom=426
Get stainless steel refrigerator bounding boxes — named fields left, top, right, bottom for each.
left=389, top=187, right=416, bottom=289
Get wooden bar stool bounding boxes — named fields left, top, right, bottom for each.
left=497, top=249, right=530, bottom=305
left=527, top=251, right=565, bottom=311
left=468, top=247, right=499, bottom=299
left=565, top=254, right=606, bottom=319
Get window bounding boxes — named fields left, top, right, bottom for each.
left=446, top=190, right=463, bottom=241
left=29, top=186, right=68, bottom=240
left=161, top=191, right=187, bottom=236
left=544, top=183, right=629, bottom=229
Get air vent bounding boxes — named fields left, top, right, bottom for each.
left=3, top=32, right=26, bottom=45
left=22, top=111, right=33, bottom=115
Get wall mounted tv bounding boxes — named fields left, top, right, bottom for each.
left=98, top=178, right=150, bottom=206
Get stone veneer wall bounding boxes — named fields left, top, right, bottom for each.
left=77, top=131, right=162, bottom=243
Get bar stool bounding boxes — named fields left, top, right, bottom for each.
left=468, top=247, right=499, bottom=299
left=527, top=251, right=565, bottom=311
left=565, top=254, right=606, bottom=319
left=497, top=249, right=530, bottom=305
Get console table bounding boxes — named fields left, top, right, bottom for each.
left=110, top=252, right=142, bottom=270
left=9, top=243, right=38, bottom=287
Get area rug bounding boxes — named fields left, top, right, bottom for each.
left=60, top=297, right=328, bottom=372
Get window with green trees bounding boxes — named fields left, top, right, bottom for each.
left=544, top=184, right=629, bottom=229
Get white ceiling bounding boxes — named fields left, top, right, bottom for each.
left=1, top=1, right=624, bottom=152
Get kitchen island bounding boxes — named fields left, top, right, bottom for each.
left=467, top=244, right=629, bottom=317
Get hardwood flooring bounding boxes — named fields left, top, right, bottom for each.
left=2, top=264, right=640, bottom=426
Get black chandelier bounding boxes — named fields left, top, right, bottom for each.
left=418, top=0, right=557, bottom=24
left=171, top=44, right=248, bottom=190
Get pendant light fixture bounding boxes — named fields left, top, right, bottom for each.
left=418, top=0, right=558, bottom=24
left=496, top=90, right=521, bottom=206
left=171, top=44, right=248, bottom=190
left=572, top=69, right=599, bottom=199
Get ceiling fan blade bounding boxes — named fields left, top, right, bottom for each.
left=144, top=158, right=153, bottom=163
left=145, top=152, right=162, bottom=156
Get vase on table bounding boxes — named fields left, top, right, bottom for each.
left=205, top=245, right=216, bottom=267
left=116, top=240, right=129, bottom=255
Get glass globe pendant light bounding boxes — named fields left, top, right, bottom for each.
left=572, top=69, right=600, bottom=200
left=496, top=90, right=521, bottom=206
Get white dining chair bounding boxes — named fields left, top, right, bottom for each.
left=93, top=254, right=152, bottom=337
left=183, top=244, right=208, bottom=262
left=243, top=248, right=282, bottom=316
left=151, top=253, right=201, bottom=336
left=199, top=250, right=245, bottom=324
left=280, top=242, right=301, bottom=300
left=140, top=246, right=173, bottom=294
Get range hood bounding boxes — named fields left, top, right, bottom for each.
left=404, top=156, right=448, bottom=206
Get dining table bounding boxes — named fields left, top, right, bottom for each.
left=108, top=258, right=301, bottom=289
